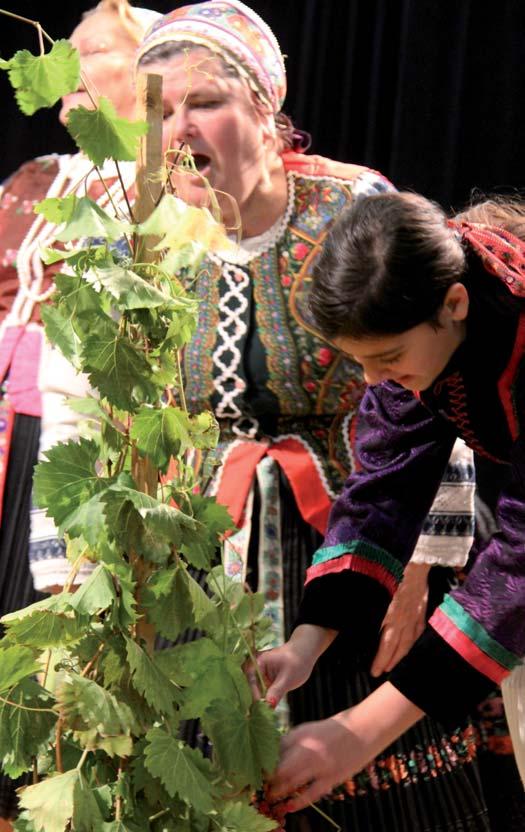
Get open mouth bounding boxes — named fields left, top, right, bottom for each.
left=192, top=153, right=211, bottom=175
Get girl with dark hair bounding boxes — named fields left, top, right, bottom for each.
left=261, top=191, right=525, bottom=819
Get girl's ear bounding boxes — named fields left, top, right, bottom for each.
left=444, top=282, right=469, bottom=321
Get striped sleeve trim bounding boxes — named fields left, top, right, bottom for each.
left=430, top=595, right=520, bottom=684
left=306, top=540, right=403, bottom=596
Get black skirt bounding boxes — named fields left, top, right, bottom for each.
left=0, top=413, right=44, bottom=819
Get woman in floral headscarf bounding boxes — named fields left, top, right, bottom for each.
left=0, top=2, right=160, bottom=824
left=135, top=3, right=489, bottom=830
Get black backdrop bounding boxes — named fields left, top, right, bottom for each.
left=1, top=0, right=525, bottom=209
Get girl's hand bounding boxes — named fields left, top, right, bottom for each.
left=266, top=682, right=424, bottom=811
left=370, top=562, right=430, bottom=677
left=245, top=624, right=337, bottom=707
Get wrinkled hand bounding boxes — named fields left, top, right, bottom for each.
left=266, top=715, right=360, bottom=810
left=370, top=562, right=430, bottom=677
left=245, top=624, right=337, bottom=707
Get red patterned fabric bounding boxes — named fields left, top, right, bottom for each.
left=449, top=219, right=525, bottom=297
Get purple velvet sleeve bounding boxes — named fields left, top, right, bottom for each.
left=297, top=382, right=457, bottom=635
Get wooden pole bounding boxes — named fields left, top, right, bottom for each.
left=132, top=73, right=164, bottom=652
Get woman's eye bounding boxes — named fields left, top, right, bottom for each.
left=193, top=100, right=220, bottom=109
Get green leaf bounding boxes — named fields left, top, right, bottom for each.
left=67, top=97, right=148, bottom=167
left=12, top=811, right=37, bottom=832
left=34, top=193, right=78, bottom=224
left=0, top=679, right=55, bottom=779
left=105, top=482, right=200, bottom=553
left=130, top=407, right=192, bottom=473
left=84, top=263, right=175, bottom=310
left=102, top=822, right=144, bottom=832
left=218, top=801, right=279, bottom=832
left=179, top=496, right=234, bottom=569
left=125, top=637, right=179, bottom=715
left=19, top=769, right=77, bottom=832
left=0, top=40, right=80, bottom=115
left=40, top=304, right=81, bottom=366
left=2, top=595, right=85, bottom=649
left=54, top=271, right=109, bottom=322
left=154, top=639, right=221, bottom=686
left=68, top=564, right=116, bottom=616
left=188, top=412, right=220, bottom=450
left=0, top=645, right=40, bottom=693
left=203, top=700, right=279, bottom=790
left=20, top=768, right=106, bottom=832
left=32, top=437, right=110, bottom=534
left=53, top=197, right=132, bottom=243
left=58, top=673, right=138, bottom=756
left=144, top=728, right=216, bottom=815
left=143, top=565, right=216, bottom=641
left=82, top=318, right=158, bottom=411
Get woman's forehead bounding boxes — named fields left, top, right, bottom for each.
left=145, top=52, right=242, bottom=95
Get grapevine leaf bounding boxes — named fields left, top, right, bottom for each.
left=153, top=639, right=221, bottom=686
left=54, top=272, right=109, bottom=321
left=203, top=700, right=279, bottom=790
left=82, top=318, right=158, bottom=410
left=0, top=40, right=80, bottom=115
left=40, top=304, right=81, bottom=366
left=130, top=406, right=192, bottom=473
left=144, top=728, right=216, bottom=814
left=84, top=263, right=175, bottom=310
left=12, top=811, right=36, bottom=831
left=218, top=801, right=279, bottom=832
left=0, top=645, right=40, bottom=693
left=34, top=193, right=78, bottom=224
left=179, top=496, right=235, bottom=569
left=0, top=679, right=55, bottom=779
left=68, top=564, right=116, bottom=616
left=179, top=655, right=251, bottom=721
left=67, top=97, right=148, bottom=167
left=58, top=672, right=139, bottom=737
left=32, top=437, right=110, bottom=532
left=124, top=637, right=180, bottom=715
left=106, top=482, right=200, bottom=550
left=143, top=565, right=216, bottom=641
left=188, top=411, right=220, bottom=450
left=2, top=594, right=86, bottom=648
left=102, top=822, right=144, bottom=832
left=137, top=194, right=232, bottom=259
left=19, top=769, right=77, bottom=832
left=54, top=197, right=132, bottom=243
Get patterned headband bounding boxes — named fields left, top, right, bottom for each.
left=137, top=0, right=286, bottom=113
left=448, top=219, right=525, bottom=298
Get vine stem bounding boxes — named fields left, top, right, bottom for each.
left=175, top=349, right=188, bottom=413
left=0, top=10, right=54, bottom=45
left=81, top=641, right=105, bottom=678
left=208, top=571, right=268, bottom=697
left=55, top=719, right=64, bottom=773
left=0, top=692, right=55, bottom=714
left=148, top=808, right=170, bottom=823
left=115, top=160, right=135, bottom=223
left=76, top=748, right=90, bottom=771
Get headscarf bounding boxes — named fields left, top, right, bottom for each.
left=448, top=219, right=525, bottom=298
left=129, top=6, right=162, bottom=31
left=137, top=0, right=286, bottom=113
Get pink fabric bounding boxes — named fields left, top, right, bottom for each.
left=0, top=325, right=43, bottom=417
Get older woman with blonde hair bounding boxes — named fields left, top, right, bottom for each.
left=0, top=1, right=160, bottom=823
left=133, top=4, right=489, bottom=830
